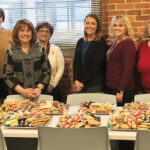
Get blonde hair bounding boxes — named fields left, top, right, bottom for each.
left=12, top=19, right=37, bottom=45
left=84, top=13, right=102, bottom=41
left=110, top=15, right=135, bottom=42
left=143, top=21, right=150, bottom=39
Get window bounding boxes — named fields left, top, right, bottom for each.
left=0, top=0, right=101, bottom=49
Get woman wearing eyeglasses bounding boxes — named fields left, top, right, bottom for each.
left=36, top=21, right=64, bottom=101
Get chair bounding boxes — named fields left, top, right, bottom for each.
left=33, top=94, right=53, bottom=102
left=67, top=93, right=116, bottom=106
left=38, top=126, right=110, bottom=150
left=0, top=128, right=7, bottom=150
left=6, top=94, right=53, bottom=102
left=134, top=94, right=150, bottom=103
left=135, top=130, right=150, bottom=150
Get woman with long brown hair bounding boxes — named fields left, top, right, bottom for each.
left=73, top=13, right=108, bottom=93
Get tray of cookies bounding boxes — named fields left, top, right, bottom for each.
left=0, top=99, right=68, bottom=115
left=57, top=112, right=101, bottom=128
left=108, top=109, right=150, bottom=130
left=30, top=101, right=68, bottom=115
left=79, top=101, right=115, bottom=115
left=123, top=101, right=150, bottom=112
left=3, top=112, right=51, bottom=128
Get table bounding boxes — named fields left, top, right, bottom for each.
left=1, top=106, right=137, bottom=141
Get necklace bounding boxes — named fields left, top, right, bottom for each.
left=106, top=42, right=117, bottom=61
left=106, top=37, right=128, bottom=61
left=21, top=47, right=29, bottom=54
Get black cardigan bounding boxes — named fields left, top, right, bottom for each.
left=73, top=37, right=108, bottom=92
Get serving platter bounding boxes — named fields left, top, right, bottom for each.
left=79, top=101, right=115, bottom=115
left=3, top=114, right=51, bottom=129
left=0, top=99, right=69, bottom=118
left=107, top=102, right=150, bottom=131
left=108, top=126, right=137, bottom=131
left=57, top=112, right=101, bottom=128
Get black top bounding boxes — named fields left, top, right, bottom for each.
left=73, top=37, right=108, bottom=92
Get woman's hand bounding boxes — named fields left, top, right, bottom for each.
left=22, top=88, right=36, bottom=99
left=14, top=84, right=44, bottom=99
left=32, top=88, right=41, bottom=98
left=74, top=80, right=84, bottom=92
left=22, top=89, right=31, bottom=98
left=28, top=84, right=44, bottom=99
left=25, top=88, right=41, bottom=99
left=116, top=92, right=123, bottom=102
left=48, top=85, right=53, bottom=92
left=14, top=85, right=34, bottom=98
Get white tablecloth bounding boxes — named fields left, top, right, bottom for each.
left=1, top=106, right=137, bottom=140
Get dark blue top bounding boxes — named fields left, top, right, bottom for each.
left=81, top=40, right=91, bottom=66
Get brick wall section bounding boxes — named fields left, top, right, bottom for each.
left=101, top=0, right=150, bottom=37
left=59, top=0, right=150, bottom=102
left=59, top=56, right=74, bottom=102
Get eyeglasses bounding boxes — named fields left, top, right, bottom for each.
left=38, top=30, right=50, bottom=34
